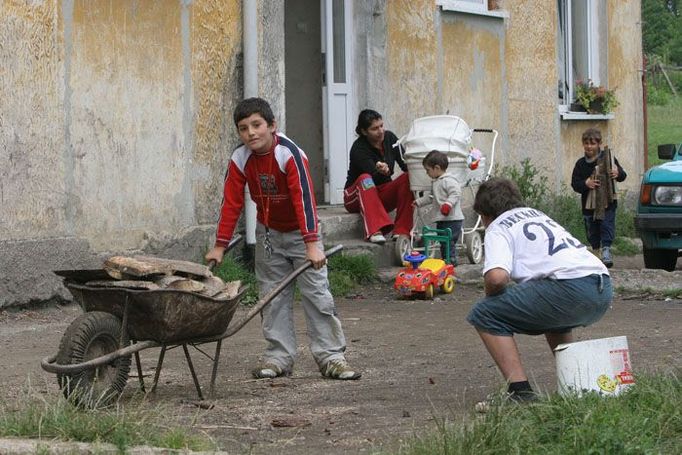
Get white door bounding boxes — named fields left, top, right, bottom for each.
left=321, top=0, right=353, bottom=204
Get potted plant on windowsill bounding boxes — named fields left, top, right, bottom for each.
left=573, top=80, right=619, bottom=114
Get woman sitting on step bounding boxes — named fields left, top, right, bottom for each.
left=343, top=109, right=414, bottom=244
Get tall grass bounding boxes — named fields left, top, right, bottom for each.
left=393, top=372, right=682, bottom=454
left=0, top=387, right=214, bottom=452
left=648, top=95, right=682, bottom=167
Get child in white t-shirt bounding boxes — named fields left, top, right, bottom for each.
left=466, top=177, right=612, bottom=408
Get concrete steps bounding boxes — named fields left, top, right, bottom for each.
left=318, top=205, right=401, bottom=267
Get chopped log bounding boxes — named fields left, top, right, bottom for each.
left=214, top=280, right=242, bottom=300
left=200, top=276, right=227, bottom=297
left=85, top=280, right=160, bottom=290
left=165, top=278, right=206, bottom=293
left=132, top=255, right=212, bottom=278
left=104, top=256, right=212, bottom=280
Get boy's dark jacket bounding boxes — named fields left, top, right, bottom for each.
left=571, top=151, right=627, bottom=215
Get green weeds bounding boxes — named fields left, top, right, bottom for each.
left=648, top=95, right=682, bottom=167
left=393, top=371, right=682, bottom=454
left=0, top=388, right=214, bottom=453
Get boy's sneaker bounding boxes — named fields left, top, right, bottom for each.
left=320, top=359, right=361, bottom=380
left=601, top=246, right=613, bottom=268
left=369, top=233, right=386, bottom=244
left=474, top=390, right=538, bottom=413
left=252, top=363, right=290, bottom=379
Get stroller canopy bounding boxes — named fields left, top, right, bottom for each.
left=398, top=115, right=472, bottom=158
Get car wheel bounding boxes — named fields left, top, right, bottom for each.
left=441, top=276, right=455, bottom=294
left=465, top=231, right=484, bottom=264
left=643, top=247, right=678, bottom=272
left=424, top=284, right=435, bottom=299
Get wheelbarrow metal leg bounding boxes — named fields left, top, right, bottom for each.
left=151, top=345, right=167, bottom=394
left=182, top=343, right=204, bottom=400
left=209, top=340, right=223, bottom=397
left=134, top=350, right=145, bottom=392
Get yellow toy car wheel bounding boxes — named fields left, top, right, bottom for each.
left=424, top=284, right=435, bottom=299
left=441, top=276, right=455, bottom=294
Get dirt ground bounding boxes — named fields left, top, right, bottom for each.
left=2, top=255, right=682, bottom=454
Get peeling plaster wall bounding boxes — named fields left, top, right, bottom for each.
left=384, top=0, right=439, bottom=133
left=0, top=0, right=244, bottom=307
left=192, top=0, right=242, bottom=225
left=0, top=1, right=65, bottom=240
left=440, top=12, right=506, bottom=150
left=504, top=1, right=558, bottom=172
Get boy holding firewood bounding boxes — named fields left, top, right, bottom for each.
left=571, top=127, right=627, bottom=268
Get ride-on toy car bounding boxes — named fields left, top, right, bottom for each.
left=634, top=143, right=682, bottom=271
left=394, top=227, right=456, bottom=299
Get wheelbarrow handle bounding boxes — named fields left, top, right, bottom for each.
left=220, top=244, right=343, bottom=338
left=207, top=234, right=243, bottom=270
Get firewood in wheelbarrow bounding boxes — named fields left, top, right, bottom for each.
left=104, top=256, right=212, bottom=280
left=104, top=256, right=173, bottom=280
left=213, top=280, right=242, bottom=300
left=132, top=255, right=212, bottom=279
left=164, top=278, right=206, bottom=293
left=199, top=275, right=228, bottom=297
left=85, top=280, right=160, bottom=290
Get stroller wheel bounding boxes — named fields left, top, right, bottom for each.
left=465, top=231, right=484, bottom=264
left=394, top=235, right=411, bottom=266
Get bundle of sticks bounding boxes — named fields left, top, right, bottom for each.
left=84, top=255, right=241, bottom=300
left=586, top=146, right=617, bottom=220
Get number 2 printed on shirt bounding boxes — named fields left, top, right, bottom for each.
left=522, top=219, right=585, bottom=256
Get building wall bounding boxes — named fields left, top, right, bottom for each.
left=0, top=0, right=248, bottom=307
left=356, top=0, right=643, bottom=197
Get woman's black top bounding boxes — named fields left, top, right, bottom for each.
left=344, top=131, right=407, bottom=189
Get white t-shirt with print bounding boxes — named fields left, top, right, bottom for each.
left=483, top=207, right=608, bottom=282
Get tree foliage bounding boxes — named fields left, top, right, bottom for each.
left=642, top=0, right=682, bottom=65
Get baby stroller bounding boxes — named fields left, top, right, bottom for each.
left=393, top=115, right=498, bottom=266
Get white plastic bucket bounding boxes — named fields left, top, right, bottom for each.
left=555, top=336, right=635, bottom=396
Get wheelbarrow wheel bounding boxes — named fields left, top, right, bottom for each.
left=465, top=231, right=484, bottom=264
left=56, top=311, right=131, bottom=408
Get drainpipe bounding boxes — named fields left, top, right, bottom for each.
left=243, top=0, right=258, bottom=266
left=642, top=53, right=649, bottom=171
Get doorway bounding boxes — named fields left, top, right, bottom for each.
left=285, top=1, right=324, bottom=203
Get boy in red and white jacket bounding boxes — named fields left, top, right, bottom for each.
left=206, top=98, right=360, bottom=380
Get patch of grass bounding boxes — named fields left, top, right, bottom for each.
left=662, top=288, right=682, bottom=299
left=611, top=236, right=640, bottom=256
left=328, top=253, right=377, bottom=297
left=393, top=371, right=682, bottom=454
left=0, top=391, right=215, bottom=453
left=648, top=95, right=682, bottom=167
left=212, top=254, right=259, bottom=306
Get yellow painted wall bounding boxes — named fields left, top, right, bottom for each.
left=0, top=0, right=243, bottom=249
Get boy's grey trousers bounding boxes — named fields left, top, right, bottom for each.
left=254, top=224, right=347, bottom=371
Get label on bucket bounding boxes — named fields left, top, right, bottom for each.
left=609, top=348, right=635, bottom=386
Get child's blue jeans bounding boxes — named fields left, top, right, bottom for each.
left=584, top=203, right=617, bottom=249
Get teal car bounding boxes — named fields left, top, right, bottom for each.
left=634, top=143, right=682, bottom=271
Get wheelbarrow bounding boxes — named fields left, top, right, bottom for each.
left=41, top=239, right=343, bottom=408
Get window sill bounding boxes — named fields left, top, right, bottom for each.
left=560, top=112, right=614, bottom=121
left=437, top=4, right=509, bottom=19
